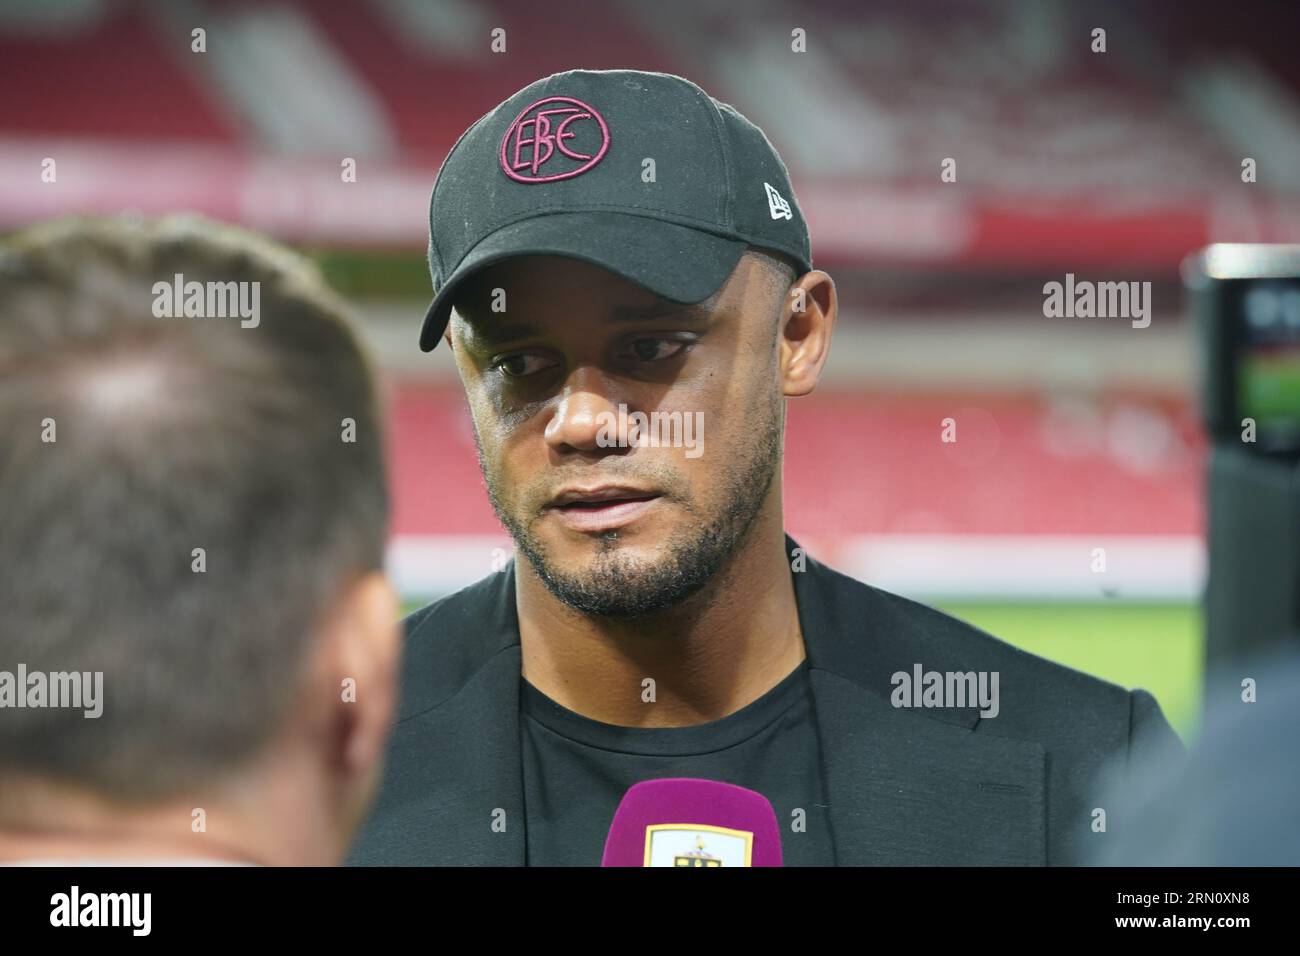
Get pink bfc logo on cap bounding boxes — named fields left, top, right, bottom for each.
left=500, top=96, right=610, bottom=183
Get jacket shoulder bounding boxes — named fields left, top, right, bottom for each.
left=803, top=554, right=1169, bottom=745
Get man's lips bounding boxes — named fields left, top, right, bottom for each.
left=544, top=486, right=663, bottom=532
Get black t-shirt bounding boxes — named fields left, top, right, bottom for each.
left=520, top=661, right=836, bottom=866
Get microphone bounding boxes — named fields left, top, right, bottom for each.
left=600, top=778, right=783, bottom=867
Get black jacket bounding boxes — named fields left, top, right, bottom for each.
left=348, top=538, right=1185, bottom=865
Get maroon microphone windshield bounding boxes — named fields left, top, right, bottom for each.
left=600, top=778, right=784, bottom=867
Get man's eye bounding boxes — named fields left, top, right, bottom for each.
left=626, top=337, right=688, bottom=362
left=492, top=353, right=556, bottom=378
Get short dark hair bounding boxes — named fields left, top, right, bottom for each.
left=744, top=246, right=800, bottom=335
left=745, top=244, right=799, bottom=304
left=0, top=216, right=389, bottom=802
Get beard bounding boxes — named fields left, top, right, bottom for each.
left=476, top=391, right=784, bottom=618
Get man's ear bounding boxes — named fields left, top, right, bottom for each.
left=322, top=571, right=400, bottom=781
left=780, top=270, right=837, bottom=397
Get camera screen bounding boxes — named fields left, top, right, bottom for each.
left=1236, top=282, right=1300, bottom=453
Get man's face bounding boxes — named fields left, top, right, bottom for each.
left=448, top=253, right=790, bottom=616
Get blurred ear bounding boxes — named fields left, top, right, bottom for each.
left=320, top=571, right=400, bottom=783
left=779, top=270, right=837, bottom=397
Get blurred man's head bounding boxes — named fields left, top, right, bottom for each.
left=0, top=216, right=397, bottom=865
left=446, top=246, right=835, bottom=617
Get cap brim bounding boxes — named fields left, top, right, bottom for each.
left=418, top=212, right=747, bottom=351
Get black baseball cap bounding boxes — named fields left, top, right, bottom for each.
left=418, top=68, right=813, bottom=351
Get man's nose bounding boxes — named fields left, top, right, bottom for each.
left=543, top=367, right=625, bottom=456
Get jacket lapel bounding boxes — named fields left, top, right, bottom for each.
left=791, top=538, right=1047, bottom=865
left=352, top=568, right=527, bottom=866
left=810, top=669, right=1046, bottom=865
left=390, top=644, right=527, bottom=866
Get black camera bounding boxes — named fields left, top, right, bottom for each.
left=1187, top=244, right=1300, bottom=676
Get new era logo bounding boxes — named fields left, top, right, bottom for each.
left=764, top=182, right=792, bottom=221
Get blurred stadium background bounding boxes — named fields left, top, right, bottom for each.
left=5, top=0, right=1300, bottom=740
